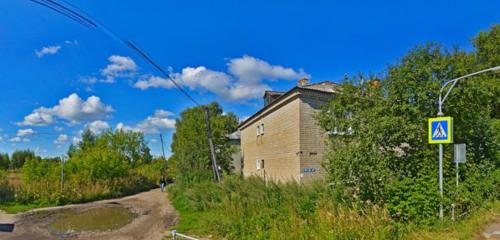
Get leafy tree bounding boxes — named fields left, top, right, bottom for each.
left=317, top=25, right=499, bottom=223
left=171, top=102, right=238, bottom=183
left=101, top=130, right=153, bottom=165
left=0, top=153, right=10, bottom=170
left=10, top=150, right=37, bottom=169
left=79, top=128, right=97, bottom=151
left=66, top=129, right=152, bottom=182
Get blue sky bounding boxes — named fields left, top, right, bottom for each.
left=0, top=0, right=498, bottom=157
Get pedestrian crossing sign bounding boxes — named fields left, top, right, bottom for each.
left=428, top=117, right=453, bottom=144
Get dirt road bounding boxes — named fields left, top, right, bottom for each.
left=482, top=219, right=500, bottom=240
left=0, top=188, right=178, bottom=240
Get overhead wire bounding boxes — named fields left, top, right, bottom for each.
left=29, top=0, right=95, bottom=29
left=28, top=0, right=201, bottom=107
left=43, top=0, right=97, bottom=27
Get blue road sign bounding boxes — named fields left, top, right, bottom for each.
left=428, top=117, right=453, bottom=144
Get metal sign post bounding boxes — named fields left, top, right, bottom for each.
left=452, top=143, right=466, bottom=220
left=432, top=66, right=500, bottom=220
left=429, top=116, right=453, bottom=219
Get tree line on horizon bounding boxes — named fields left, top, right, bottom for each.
left=0, top=128, right=167, bottom=207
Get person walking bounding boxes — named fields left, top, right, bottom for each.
left=159, top=175, right=166, bottom=192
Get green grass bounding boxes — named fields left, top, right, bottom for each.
left=168, top=176, right=394, bottom=240
left=405, top=201, right=499, bottom=240
left=168, top=177, right=499, bottom=240
left=0, top=202, right=50, bottom=214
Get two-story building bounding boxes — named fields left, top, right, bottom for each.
left=238, top=79, right=336, bottom=183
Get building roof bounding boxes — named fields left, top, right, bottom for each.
left=238, top=81, right=337, bottom=129
left=263, top=90, right=285, bottom=98
left=301, top=81, right=337, bottom=92
left=227, top=130, right=241, bottom=140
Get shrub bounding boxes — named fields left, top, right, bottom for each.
left=169, top=176, right=395, bottom=239
left=0, top=170, right=14, bottom=203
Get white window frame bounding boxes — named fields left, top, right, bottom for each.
left=256, top=123, right=265, bottom=136
left=256, top=159, right=264, bottom=170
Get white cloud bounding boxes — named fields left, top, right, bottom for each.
left=34, top=147, right=48, bottom=155
left=64, top=40, right=78, bottom=45
left=17, top=128, right=36, bottom=137
left=54, top=126, right=64, bottom=132
left=18, top=93, right=114, bottom=126
left=133, top=55, right=308, bottom=101
left=134, top=76, right=173, bottom=90
left=72, top=136, right=82, bottom=145
left=228, top=55, right=308, bottom=83
left=100, top=55, right=138, bottom=83
left=116, top=109, right=175, bottom=135
left=153, top=109, right=173, bottom=118
left=35, top=45, right=61, bottom=58
left=18, top=109, right=55, bottom=126
left=9, top=136, right=30, bottom=143
left=54, top=134, right=69, bottom=144
left=80, top=76, right=97, bottom=84
left=85, top=120, right=110, bottom=134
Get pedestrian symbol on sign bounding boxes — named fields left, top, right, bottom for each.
left=432, top=122, right=447, bottom=138
left=428, top=117, right=453, bottom=144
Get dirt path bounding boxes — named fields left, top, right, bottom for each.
left=0, top=188, right=178, bottom=240
left=481, top=219, right=500, bottom=240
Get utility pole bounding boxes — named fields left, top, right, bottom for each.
left=159, top=133, right=166, bottom=160
left=204, top=107, right=221, bottom=182
left=435, top=65, right=500, bottom=219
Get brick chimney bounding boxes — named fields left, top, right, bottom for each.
left=370, top=78, right=381, bottom=88
left=298, top=78, right=309, bottom=87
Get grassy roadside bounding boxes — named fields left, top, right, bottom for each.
left=0, top=202, right=50, bottom=214
left=168, top=177, right=499, bottom=240
left=168, top=177, right=394, bottom=240
left=405, top=201, right=499, bottom=240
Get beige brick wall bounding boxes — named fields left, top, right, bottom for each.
left=298, top=94, right=330, bottom=183
left=240, top=94, right=301, bottom=182
left=240, top=89, right=332, bottom=183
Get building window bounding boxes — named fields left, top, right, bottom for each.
left=256, top=123, right=265, bottom=136
left=256, top=159, right=264, bottom=170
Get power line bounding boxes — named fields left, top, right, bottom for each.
left=29, top=0, right=201, bottom=107
left=44, top=0, right=97, bottom=27
left=30, top=0, right=96, bottom=28
left=27, top=0, right=222, bottom=182
left=126, top=41, right=201, bottom=106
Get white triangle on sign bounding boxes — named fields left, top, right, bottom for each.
left=432, top=122, right=447, bottom=138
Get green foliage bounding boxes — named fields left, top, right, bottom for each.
left=66, top=129, right=153, bottom=182
left=134, top=157, right=168, bottom=184
left=4, top=129, right=166, bottom=207
left=387, top=176, right=439, bottom=224
left=405, top=201, right=500, bottom=240
left=0, top=170, right=15, bottom=203
left=316, top=25, right=499, bottom=225
left=169, top=177, right=393, bottom=240
left=10, top=149, right=37, bottom=169
left=171, top=102, right=238, bottom=183
left=0, top=153, right=10, bottom=170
